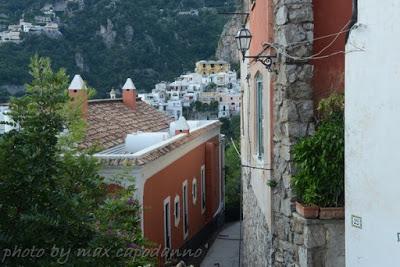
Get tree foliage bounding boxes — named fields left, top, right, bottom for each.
left=220, top=115, right=241, bottom=221
left=0, top=56, right=151, bottom=266
left=220, top=115, right=240, bottom=141
left=224, top=140, right=241, bottom=220
left=292, top=93, right=345, bottom=208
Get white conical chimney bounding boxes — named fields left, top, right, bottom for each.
left=174, top=116, right=190, bottom=135
left=122, top=78, right=137, bottom=110
left=68, top=74, right=88, bottom=118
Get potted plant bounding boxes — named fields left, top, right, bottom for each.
left=292, top=172, right=320, bottom=219
left=292, top=93, right=345, bottom=220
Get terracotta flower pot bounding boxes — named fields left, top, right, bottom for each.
left=319, top=207, right=345, bottom=220
left=295, top=202, right=319, bottom=219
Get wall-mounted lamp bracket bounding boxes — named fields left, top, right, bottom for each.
left=245, top=55, right=277, bottom=72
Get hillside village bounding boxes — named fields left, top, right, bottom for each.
left=1, top=0, right=400, bottom=266
left=0, top=2, right=72, bottom=43
left=139, top=60, right=241, bottom=120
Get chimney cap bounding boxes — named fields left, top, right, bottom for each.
left=122, top=78, right=136, bottom=90
left=68, top=74, right=86, bottom=90
left=175, top=116, right=190, bottom=131
left=110, top=88, right=116, bottom=99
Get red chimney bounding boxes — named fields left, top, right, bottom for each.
left=68, top=74, right=88, bottom=119
left=122, top=78, right=137, bottom=110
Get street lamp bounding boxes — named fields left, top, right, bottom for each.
left=235, top=26, right=276, bottom=72
left=235, top=27, right=252, bottom=60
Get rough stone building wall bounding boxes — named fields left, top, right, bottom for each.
left=270, top=1, right=345, bottom=266
left=241, top=169, right=273, bottom=266
left=241, top=0, right=345, bottom=266
left=271, top=0, right=315, bottom=265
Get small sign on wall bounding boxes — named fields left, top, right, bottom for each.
left=351, top=215, right=362, bottom=229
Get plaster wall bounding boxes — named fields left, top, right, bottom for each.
left=345, top=1, right=400, bottom=265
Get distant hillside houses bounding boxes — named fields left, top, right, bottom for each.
left=0, top=105, right=10, bottom=134
left=0, top=3, right=61, bottom=45
left=138, top=60, right=241, bottom=120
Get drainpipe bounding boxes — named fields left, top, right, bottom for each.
left=346, top=0, right=358, bottom=43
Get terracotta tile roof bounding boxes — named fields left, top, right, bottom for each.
left=96, top=121, right=222, bottom=166
left=80, top=99, right=173, bottom=150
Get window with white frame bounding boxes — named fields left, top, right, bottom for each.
left=182, top=180, right=189, bottom=239
left=201, top=165, right=206, bottom=214
left=192, top=178, right=198, bottom=204
left=174, top=195, right=180, bottom=227
left=255, top=73, right=264, bottom=158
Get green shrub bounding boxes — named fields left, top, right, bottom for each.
left=292, top=93, right=344, bottom=207
left=0, top=57, right=152, bottom=266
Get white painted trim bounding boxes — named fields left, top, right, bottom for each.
left=182, top=180, right=189, bottom=240
left=192, top=178, right=198, bottom=205
left=94, top=121, right=219, bottom=159
left=213, top=202, right=224, bottom=218
left=94, top=133, right=186, bottom=159
left=219, top=138, right=224, bottom=206
left=201, top=165, right=206, bottom=214
left=174, top=195, right=180, bottom=227
left=163, top=196, right=171, bottom=250
left=138, top=128, right=219, bottom=180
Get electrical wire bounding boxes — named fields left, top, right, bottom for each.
left=285, top=26, right=352, bottom=48
left=272, top=20, right=352, bottom=60
left=230, top=137, right=241, bottom=157
left=241, top=164, right=272, bottom=171
left=308, top=49, right=364, bottom=60
left=230, top=138, right=273, bottom=171
left=260, top=20, right=365, bottom=61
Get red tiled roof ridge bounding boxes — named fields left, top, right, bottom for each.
left=80, top=100, right=173, bottom=150
left=96, top=121, right=221, bottom=166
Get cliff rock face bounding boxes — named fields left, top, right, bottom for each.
left=98, top=19, right=117, bottom=49
left=215, top=14, right=241, bottom=64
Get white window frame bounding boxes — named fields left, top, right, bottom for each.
left=255, top=73, right=265, bottom=159
left=192, top=178, right=198, bottom=205
left=182, top=180, right=189, bottom=240
left=219, top=139, right=224, bottom=205
left=163, top=197, right=171, bottom=250
left=201, top=165, right=206, bottom=214
left=174, top=195, right=180, bottom=227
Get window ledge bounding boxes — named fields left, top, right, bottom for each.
left=251, top=154, right=272, bottom=170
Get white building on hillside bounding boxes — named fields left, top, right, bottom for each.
left=0, top=105, right=11, bottom=134
left=140, top=62, right=240, bottom=119
left=0, top=31, right=20, bottom=43
left=165, top=100, right=182, bottom=120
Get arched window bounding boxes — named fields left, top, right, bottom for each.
left=255, top=73, right=264, bottom=158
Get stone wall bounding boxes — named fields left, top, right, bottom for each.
left=277, top=213, right=345, bottom=267
left=270, top=1, right=345, bottom=267
left=271, top=0, right=315, bottom=266
left=241, top=170, right=273, bottom=266
left=241, top=0, right=345, bottom=266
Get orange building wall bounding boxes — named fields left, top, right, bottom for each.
left=248, top=0, right=275, bottom=163
left=312, top=0, right=352, bottom=104
left=143, top=136, right=221, bottom=250
left=249, top=0, right=274, bottom=57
